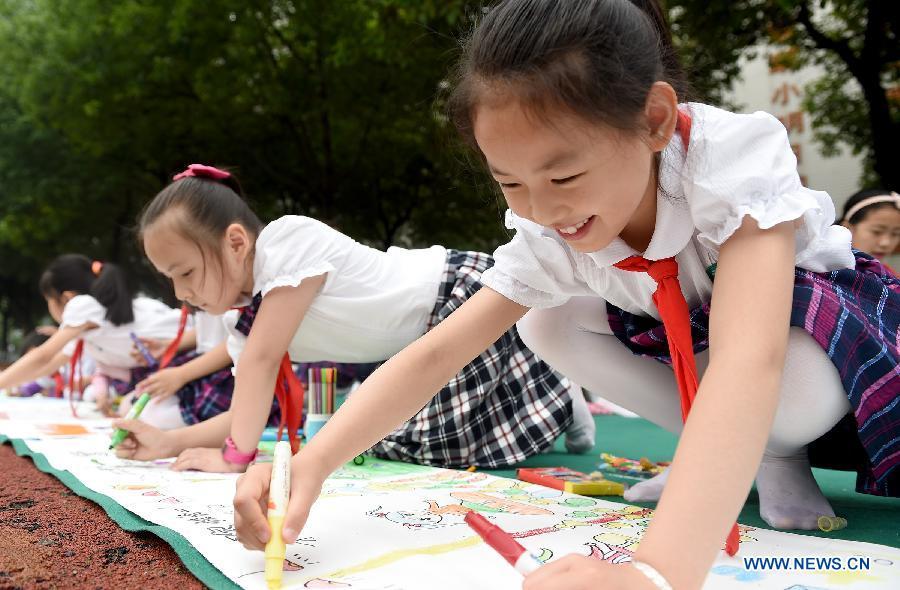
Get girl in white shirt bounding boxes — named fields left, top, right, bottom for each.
left=0, top=255, right=185, bottom=417
left=232, top=1, right=899, bottom=589
left=114, top=164, right=592, bottom=472
left=121, top=309, right=247, bottom=430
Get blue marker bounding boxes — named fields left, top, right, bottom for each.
left=129, top=332, right=158, bottom=368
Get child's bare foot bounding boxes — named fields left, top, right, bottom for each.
left=756, top=448, right=834, bottom=530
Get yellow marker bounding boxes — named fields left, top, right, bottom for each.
left=466, top=465, right=477, bottom=472
left=265, top=441, right=291, bottom=589
left=817, top=515, right=847, bottom=532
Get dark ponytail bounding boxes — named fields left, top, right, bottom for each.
left=448, top=0, right=688, bottom=146
left=39, top=254, right=134, bottom=325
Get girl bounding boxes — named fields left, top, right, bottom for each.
left=114, top=163, right=593, bottom=472
left=0, top=254, right=232, bottom=428
left=839, top=188, right=900, bottom=266
left=121, top=309, right=239, bottom=431
left=232, top=1, right=898, bottom=589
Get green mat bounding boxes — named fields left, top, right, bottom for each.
left=3, top=415, right=899, bottom=590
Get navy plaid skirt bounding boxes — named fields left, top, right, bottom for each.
left=607, top=251, right=900, bottom=496
left=370, top=249, right=578, bottom=468
left=130, top=352, right=250, bottom=426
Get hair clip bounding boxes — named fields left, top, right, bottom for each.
left=173, top=164, right=231, bottom=182
left=91, top=260, right=104, bottom=276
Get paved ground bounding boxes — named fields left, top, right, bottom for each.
left=0, top=444, right=204, bottom=590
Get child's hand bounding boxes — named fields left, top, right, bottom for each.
left=131, top=338, right=167, bottom=366
left=233, top=458, right=323, bottom=550
left=523, top=555, right=659, bottom=590
left=171, top=447, right=248, bottom=473
left=94, top=388, right=113, bottom=416
left=137, top=367, right=186, bottom=400
left=112, top=419, right=178, bottom=461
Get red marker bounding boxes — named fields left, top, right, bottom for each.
left=464, top=511, right=543, bottom=575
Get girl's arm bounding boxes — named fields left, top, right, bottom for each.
left=0, top=325, right=92, bottom=389
left=177, top=328, right=198, bottom=352
left=229, top=275, right=327, bottom=453
left=177, top=341, right=231, bottom=381
left=634, top=217, right=796, bottom=589
left=31, top=351, right=70, bottom=382
left=234, top=287, right=528, bottom=548
left=113, top=410, right=233, bottom=460
left=135, top=342, right=232, bottom=400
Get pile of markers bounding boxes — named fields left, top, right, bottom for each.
left=597, top=452, right=670, bottom=480
left=307, top=367, right=337, bottom=414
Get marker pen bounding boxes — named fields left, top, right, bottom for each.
left=109, top=392, right=151, bottom=450
left=464, top=510, right=543, bottom=575
left=265, top=441, right=291, bottom=589
left=129, top=332, right=158, bottom=368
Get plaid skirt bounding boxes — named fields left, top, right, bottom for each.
left=607, top=251, right=900, bottom=496
left=128, top=352, right=269, bottom=427
left=370, top=249, right=578, bottom=468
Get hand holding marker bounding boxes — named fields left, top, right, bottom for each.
left=129, top=332, right=158, bottom=369
left=464, top=510, right=543, bottom=575
left=109, top=392, right=151, bottom=450
left=265, top=441, right=291, bottom=589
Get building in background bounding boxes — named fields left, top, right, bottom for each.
left=726, top=50, right=898, bottom=268
left=726, top=51, right=864, bottom=212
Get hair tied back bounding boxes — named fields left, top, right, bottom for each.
left=172, top=164, right=231, bottom=182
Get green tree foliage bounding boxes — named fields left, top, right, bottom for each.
left=669, top=0, right=898, bottom=187
left=0, top=0, right=501, bottom=345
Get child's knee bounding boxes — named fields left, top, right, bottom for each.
left=516, top=307, right=569, bottom=356
left=767, top=328, right=850, bottom=454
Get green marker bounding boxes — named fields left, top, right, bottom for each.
left=109, top=392, right=151, bottom=450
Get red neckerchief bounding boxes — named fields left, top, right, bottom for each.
left=233, top=298, right=304, bottom=454
left=67, top=339, right=85, bottom=417
left=613, top=110, right=740, bottom=556
left=159, top=304, right=190, bottom=369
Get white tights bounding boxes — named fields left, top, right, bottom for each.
left=517, top=297, right=851, bottom=529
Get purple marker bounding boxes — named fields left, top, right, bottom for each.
left=129, top=332, right=158, bottom=368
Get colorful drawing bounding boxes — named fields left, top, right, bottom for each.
left=1, top=396, right=899, bottom=590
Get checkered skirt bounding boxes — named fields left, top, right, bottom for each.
left=369, top=250, right=577, bottom=468
left=607, top=251, right=900, bottom=496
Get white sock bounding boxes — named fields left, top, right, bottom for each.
left=564, top=385, right=595, bottom=454
left=623, top=469, right=669, bottom=503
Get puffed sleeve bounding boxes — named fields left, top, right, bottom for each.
left=60, top=295, right=107, bottom=357
left=685, top=106, right=854, bottom=271
left=480, top=210, right=589, bottom=308
left=253, top=216, right=341, bottom=297
left=60, top=295, right=106, bottom=328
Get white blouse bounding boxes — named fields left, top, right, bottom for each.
left=480, top=103, right=855, bottom=319
left=61, top=295, right=186, bottom=379
left=223, top=216, right=447, bottom=366
left=194, top=311, right=228, bottom=354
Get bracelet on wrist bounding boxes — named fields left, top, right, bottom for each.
left=631, top=559, right=674, bottom=590
left=222, top=436, right=257, bottom=465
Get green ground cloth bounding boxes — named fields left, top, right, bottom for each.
left=3, top=415, right=899, bottom=589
